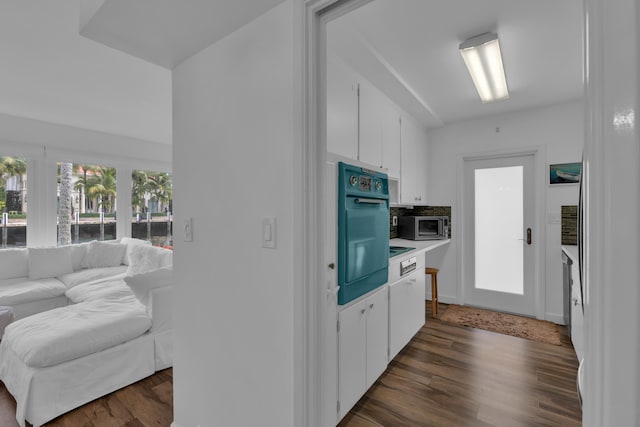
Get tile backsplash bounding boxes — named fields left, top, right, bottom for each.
left=390, top=206, right=452, bottom=239
left=561, top=205, right=578, bottom=245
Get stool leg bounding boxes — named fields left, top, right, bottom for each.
left=433, top=273, right=438, bottom=317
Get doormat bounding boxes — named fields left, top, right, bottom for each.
left=440, top=304, right=563, bottom=345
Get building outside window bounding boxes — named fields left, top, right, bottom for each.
left=131, top=170, right=172, bottom=247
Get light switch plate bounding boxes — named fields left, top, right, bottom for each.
left=262, top=217, right=276, bottom=249
left=183, top=217, right=193, bottom=242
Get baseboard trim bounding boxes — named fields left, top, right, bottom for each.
left=545, top=313, right=566, bottom=325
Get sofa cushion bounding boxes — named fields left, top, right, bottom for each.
left=0, top=248, right=28, bottom=280
left=124, top=267, right=172, bottom=307
left=2, top=299, right=151, bottom=368
left=81, top=241, right=127, bottom=269
left=28, top=247, right=73, bottom=280
left=126, top=245, right=173, bottom=276
left=65, top=278, right=136, bottom=304
left=57, top=265, right=127, bottom=289
left=120, top=237, right=152, bottom=266
left=0, top=277, right=67, bottom=306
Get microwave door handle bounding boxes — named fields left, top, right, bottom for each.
left=354, top=198, right=386, bottom=204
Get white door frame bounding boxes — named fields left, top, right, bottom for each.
left=301, top=0, right=636, bottom=426
left=298, top=1, right=374, bottom=426
left=456, top=147, right=546, bottom=320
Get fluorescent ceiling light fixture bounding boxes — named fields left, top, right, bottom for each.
left=459, top=32, right=509, bottom=103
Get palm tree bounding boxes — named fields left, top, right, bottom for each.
left=58, top=162, right=73, bottom=245
left=86, top=167, right=117, bottom=214
left=132, top=170, right=149, bottom=213
left=73, top=164, right=100, bottom=213
left=147, top=172, right=173, bottom=212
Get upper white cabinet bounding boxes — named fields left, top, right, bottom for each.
left=326, top=57, right=401, bottom=179
left=358, top=80, right=401, bottom=178
left=400, top=115, right=428, bottom=205
left=327, top=56, right=358, bottom=160
left=380, top=99, right=401, bottom=179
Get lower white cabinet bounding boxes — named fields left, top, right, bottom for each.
left=338, top=285, right=388, bottom=420
left=389, top=267, right=426, bottom=360
left=570, top=262, right=584, bottom=361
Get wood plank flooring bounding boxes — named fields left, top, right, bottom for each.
left=0, top=302, right=581, bottom=427
left=0, top=368, right=173, bottom=427
left=338, top=302, right=582, bottom=426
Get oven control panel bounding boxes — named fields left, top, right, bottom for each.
left=400, top=257, right=417, bottom=276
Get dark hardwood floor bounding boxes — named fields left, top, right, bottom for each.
left=338, top=302, right=582, bottom=427
left=0, top=302, right=581, bottom=427
left=0, top=368, right=173, bottom=427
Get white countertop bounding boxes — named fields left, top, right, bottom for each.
left=390, top=238, right=450, bottom=258
left=562, top=244, right=578, bottom=264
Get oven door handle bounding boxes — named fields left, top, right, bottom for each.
left=354, top=198, right=386, bottom=204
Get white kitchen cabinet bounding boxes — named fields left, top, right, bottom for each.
left=358, top=80, right=384, bottom=169
left=326, top=56, right=358, bottom=160
left=400, top=115, right=429, bottom=205
left=338, top=285, right=388, bottom=420
left=570, top=262, right=584, bottom=361
left=381, top=101, right=401, bottom=179
left=400, top=115, right=418, bottom=204
left=389, top=259, right=426, bottom=360
left=415, top=131, right=428, bottom=202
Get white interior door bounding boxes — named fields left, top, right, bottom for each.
left=463, top=154, right=536, bottom=317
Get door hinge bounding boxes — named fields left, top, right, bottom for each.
left=337, top=400, right=340, bottom=414
left=387, top=347, right=390, bottom=361
left=337, top=319, right=340, bottom=333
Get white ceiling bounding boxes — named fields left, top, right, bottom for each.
left=328, top=0, right=584, bottom=128
left=79, top=0, right=583, bottom=130
left=80, top=0, right=287, bottom=69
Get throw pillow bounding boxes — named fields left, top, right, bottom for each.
left=126, top=245, right=172, bottom=276
left=121, top=237, right=152, bottom=266
left=0, top=248, right=29, bottom=279
left=124, top=266, right=172, bottom=306
left=69, top=242, right=90, bottom=271
left=81, top=241, right=127, bottom=269
left=28, top=246, right=73, bottom=280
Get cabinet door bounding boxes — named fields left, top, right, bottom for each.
left=389, top=269, right=426, bottom=360
left=406, top=270, right=426, bottom=341
left=327, top=56, right=358, bottom=159
left=415, top=131, right=428, bottom=203
left=338, top=300, right=367, bottom=419
left=365, top=286, right=389, bottom=388
left=400, top=116, right=418, bottom=204
left=358, top=80, right=384, bottom=168
left=381, top=102, right=401, bottom=179
left=400, top=115, right=428, bottom=204
left=388, top=278, right=409, bottom=360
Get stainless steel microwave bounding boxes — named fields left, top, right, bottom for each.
left=397, top=216, right=449, bottom=240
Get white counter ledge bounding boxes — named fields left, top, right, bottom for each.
left=562, top=244, right=578, bottom=264
left=390, top=238, right=451, bottom=258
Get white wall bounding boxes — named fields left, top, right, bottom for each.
left=426, top=100, right=584, bottom=322
left=0, top=0, right=171, bottom=144
left=171, top=2, right=295, bottom=426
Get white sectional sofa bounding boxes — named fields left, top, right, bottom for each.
left=0, top=238, right=173, bottom=427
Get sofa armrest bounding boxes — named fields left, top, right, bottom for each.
left=148, top=285, right=172, bottom=334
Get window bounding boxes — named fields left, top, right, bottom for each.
left=131, top=170, right=172, bottom=247
left=57, top=163, right=117, bottom=245
left=0, top=156, right=27, bottom=247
